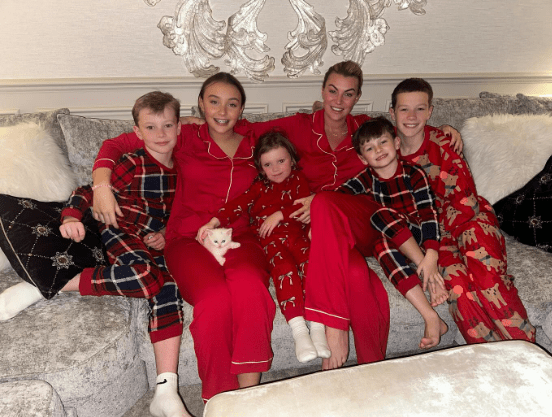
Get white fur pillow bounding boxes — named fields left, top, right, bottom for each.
left=0, top=122, right=77, bottom=270
left=462, top=114, right=552, bottom=205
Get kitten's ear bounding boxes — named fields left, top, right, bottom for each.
left=207, top=229, right=214, bottom=236
left=226, top=228, right=233, bottom=237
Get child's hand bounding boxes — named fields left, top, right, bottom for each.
left=197, top=218, right=220, bottom=243
left=291, top=194, right=315, bottom=224
left=59, top=217, right=86, bottom=242
left=144, top=230, right=166, bottom=251
left=439, top=124, right=463, bottom=154
left=180, top=116, right=205, bottom=125
left=92, top=184, right=123, bottom=229
left=417, top=249, right=446, bottom=294
left=259, top=211, right=283, bottom=239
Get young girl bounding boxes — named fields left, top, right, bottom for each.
left=197, top=131, right=331, bottom=363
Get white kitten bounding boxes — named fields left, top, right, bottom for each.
left=202, top=228, right=241, bottom=266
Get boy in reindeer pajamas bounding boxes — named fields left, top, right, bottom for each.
left=391, top=78, right=536, bottom=344
left=198, top=131, right=331, bottom=363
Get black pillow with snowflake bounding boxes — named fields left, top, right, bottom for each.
left=0, top=194, right=107, bottom=299
left=493, top=154, right=552, bottom=252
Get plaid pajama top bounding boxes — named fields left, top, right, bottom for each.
left=336, top=160, right=440, bottom=250
left=62, top=148, right=177, bottom=236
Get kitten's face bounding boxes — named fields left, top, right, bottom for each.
left=207, top=228, right=232, bottom=248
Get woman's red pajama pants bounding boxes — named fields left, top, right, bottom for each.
left=304, top=192, right=390, bottom=364
left=165, top=232, right=275, bottom=401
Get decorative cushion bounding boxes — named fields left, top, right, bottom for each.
left=0, top=194, right=107, bottom=299
left=461, top=114, right=552, bottom=205
left=0, top=121, right=78, bottom=271
left=493, top=154, right=552, bottom=252
left=57, top=114, right=134, bottom=186
left=0, top=108, right=71, bottom=157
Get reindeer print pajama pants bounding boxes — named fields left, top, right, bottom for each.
left=402, top=126, right=536, bottom=344
left=262, top=231, right=310, bottom=322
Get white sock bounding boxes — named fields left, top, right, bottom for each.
left=289, top=316, right=317, bottom=363
left=150, top=372, right=190, bottom=417
left=310, top=321, right=331, bottom=359
left=0, top=281, right=43, bottom=321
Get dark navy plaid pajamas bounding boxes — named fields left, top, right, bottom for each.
left=338, top=161, right=439, bottom=296
left=62, top=148, right=183, bottom=342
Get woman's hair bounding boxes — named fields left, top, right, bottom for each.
left=352, top=117, right=396, bottom=154
left=253, top=130, right=300, bottom=177
left=198, top=72, right=246, bottom=117
left=322, top=61, right=363, bottom=94
left=391, top=78, right=434, bottom=109
left=132, top=91, right=180, bottom=126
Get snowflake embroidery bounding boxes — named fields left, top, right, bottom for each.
left=92, top=247, right=105, bottom=263
left=514, top=194, right=525, bottom=205
left=32, top=224, right=53, bottom=237
left=527, top=215, right=543, bottom=229
left=18, top=199, right=37, bottom=210
left=540, top=173, right=552, bottom=185
left=51, top=252, right=74, bottom=269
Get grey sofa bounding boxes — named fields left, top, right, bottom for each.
left=1, top=93, right=552, bottom=417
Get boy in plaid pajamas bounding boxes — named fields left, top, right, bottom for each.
left=392, top=78, right=535, bottom=344
left=59, top=91, right=191, bottom=417
left=336, top=117, right=449, bottom=350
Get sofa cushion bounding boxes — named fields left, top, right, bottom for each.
left=57, top=114, right=134, bottom=186
left=0, top=380, right=67, bottom=417
left=493, top=154, right=552, bottom=252
left=0, top=194, right=107, bottom=299
left=461, top=114, right=552, bottom=205
left=0, top=268, right=148, bottom=417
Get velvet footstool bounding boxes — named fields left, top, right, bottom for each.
left=203, top=341, right=552, bottom=416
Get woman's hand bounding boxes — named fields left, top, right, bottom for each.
left=143, top=230, right=166, bottom=251
left=291, top=194, right=315, bottom=224
left=59, top=217, right=86, bottom=242
left=259, top=211, right=283, bottom=239
left=92, top=186, right=123, bottom=229
left=439, top=124, right=463, bottom=154
left=196, top=218, right=220, bottom=243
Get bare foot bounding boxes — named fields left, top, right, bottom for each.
left=419, top=315, right=448, bottom=349
left=430, top=285, right=449, bottom=307
left=322, top=326, right=349, bottom=370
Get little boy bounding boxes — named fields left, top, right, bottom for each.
left=390, top=78, right=535, bottom=344
left=337, top=117, right=448, bottom=349
left=59, top=91, right=191, bottom=417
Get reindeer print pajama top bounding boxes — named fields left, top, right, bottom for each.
left=401, top=125, right=535, bottom=343
left=216, top=170, right=311, bottom=321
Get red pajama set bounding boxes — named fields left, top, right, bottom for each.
left=247, top=111, right=390, bottom=364
left=95, top=122, right=275, bottom=401
left=63, top=148, right=183, bottom=344
left=401, top=126, right=536, bottom=343
left=216, top=170, right=311, bottom=322
left=336, top=160, right=440, bottom=297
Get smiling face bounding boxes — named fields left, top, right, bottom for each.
left=260, top=146, right=293, bottom=184
left=133, top=106, right=180, bottom=165
left=358, top=132, right=400, bottom=179
left=390, top=91, right=433, bottom=143
left=321, top=73, right=361, bottom=122
left=198, top=81, right=244, bottom=140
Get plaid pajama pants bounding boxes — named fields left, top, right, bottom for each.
left=83, top=226, right=184, bottom=343
left=371, top=207, right=425, bottom=296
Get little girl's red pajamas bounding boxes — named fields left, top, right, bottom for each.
left=217, top=170, right=311, bottom=321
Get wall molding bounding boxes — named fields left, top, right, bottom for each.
left=2, top=73, right=551, bottom=118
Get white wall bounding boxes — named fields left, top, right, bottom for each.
left=1, top=0, right=551, bottom=116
